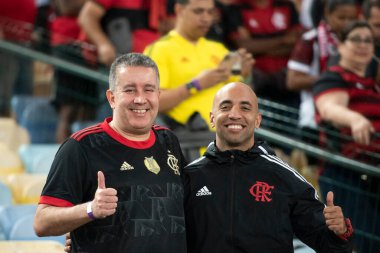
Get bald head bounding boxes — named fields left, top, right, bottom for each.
left=211, top=82, right=261, bottom=151
left=212, top=82, right=259, bottom=112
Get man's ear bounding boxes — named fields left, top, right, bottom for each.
left=174, top=2, right=183, bottom=16
left=210, top=112, right=215, bottom=128
left=255, top=112, right=262, bottom=129
left=106, top=89, right=115, bottom=109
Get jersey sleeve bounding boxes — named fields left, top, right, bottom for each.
left=39, top=138, right=94, bottom=207
left=287, top=34, right=314, bottom=74
left=313, top=69, right=347, bottom=99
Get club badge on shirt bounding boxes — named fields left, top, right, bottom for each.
left=144, top=156, right=160, bottom=174
left=167, top=150, right=180, bottom=175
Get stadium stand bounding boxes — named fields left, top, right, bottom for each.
left=0, top=240, right=64, bottom=253
left=0, top=204, right=36, bottom=240
left=0, top=117, right=29, bottom=152
left=19, top=98, right=58, bottom=143
left=18, top=144, right=60, bottom=174
left=0, top=144, right=23, bottom=175
left=5, top=174, right=47, bottom=204
left=8, top=214, right=65, bottom=244
left=0, top=181, right=12, bottom=206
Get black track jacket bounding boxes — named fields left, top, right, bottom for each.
left=183, top=141, right=353, bottom=253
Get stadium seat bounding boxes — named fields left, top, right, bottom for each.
left=0, top=181, right=13, bottom=205
left=8, top=214, right=65, bottom=244
left=0, top=204, right=36, bottom=240
left=18, top=144, right=60, bottom=174
left=0, top=240, right=64, bottom=253
left=0, top=144, right=23, bottom=175
left=19, top=98, right=58, bottom=143
left=0, top=117, right=30, bottom=152
left=71, top=120, right=97, bottom=133
left=10, top=95, right=49, bottom=123
left=21, top=177, right=47, bottom=204
left=6, top=174, right=47, bottom=204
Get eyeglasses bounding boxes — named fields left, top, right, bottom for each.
left=346, top=36, right=374, bottom=45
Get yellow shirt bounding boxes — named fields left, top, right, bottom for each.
left=144, top=30, right=239, bottom=128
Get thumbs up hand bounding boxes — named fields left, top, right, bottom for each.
left=323, top=191, right=347, bottom=235
left=91, top=171, right=118, bottom=219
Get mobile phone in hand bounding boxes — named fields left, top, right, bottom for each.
left=220, top=51, right=241, bottom=75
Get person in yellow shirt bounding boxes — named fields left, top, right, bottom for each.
left=144, top=0, right=254, bottom=130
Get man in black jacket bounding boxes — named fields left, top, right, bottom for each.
left=183, top=82, right=353, bottom=253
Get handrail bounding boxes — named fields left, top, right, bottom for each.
left=256, top=128, right=380, bottom=177
left=0, top=39, right=109, bottom=84
left=1, top=39, right=379, bottom=177
left=175, top=129, right=380, bottom=177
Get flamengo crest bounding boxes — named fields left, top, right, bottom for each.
left=249, top=181, right=274, bottom=202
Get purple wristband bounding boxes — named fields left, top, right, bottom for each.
left=86, top=202, right=96, bottom=220
left=191, top=79, right=201, bottom=91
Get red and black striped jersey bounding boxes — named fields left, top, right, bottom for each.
left=313, top=65, right=380, bottom=164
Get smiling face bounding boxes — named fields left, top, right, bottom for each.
left=339, top=27, right=374, bottom=67
left=107, top=65, right=159, bottom=138
left=210, top=82, right=261, bottom=151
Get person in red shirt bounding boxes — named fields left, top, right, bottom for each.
left=78, top=0, right=168, bottom=66
left=0, top=0, right=36, bottom=116
left=49, top=0, right=100, bottom=143
left=226, top=0, right=302, bottom=108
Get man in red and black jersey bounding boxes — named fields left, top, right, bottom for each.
left=225, top=0, right=302, bottom=107
left=78, top=0, right=167, bottom=66
left=34, top=53, right=187, bottom=253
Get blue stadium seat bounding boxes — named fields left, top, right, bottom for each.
left=71, top=121, right=98, bottom=133
left=9, top=214, right=65, bottom=244
left=18, top=144, right=60, bottom=174
left=11, top=95, right=49, bottom=124
left=19, top=98, right=58, bottom=143
left=0, top=181, right=12, bottom=205
left=0, top=204, right=36, bottom=240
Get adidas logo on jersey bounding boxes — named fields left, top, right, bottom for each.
left=196, top=186, right=212, bottom=196
left=120, top=161, right=134, bottom=171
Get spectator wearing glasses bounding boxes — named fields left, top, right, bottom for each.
left=362, top=0, right=380, bottom=83
left=313, top=20, right=380, bottom=252
left=287, top=0, right=358, bottom=144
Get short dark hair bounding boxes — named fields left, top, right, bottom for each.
left=339, top=20, right=373, bottom=42
left=176, top=0, right=190, bottom=4
left=362, top=0, right=380, bottom=20
left=324, top=0, right=357, bottom=13
left=109, top=53, right=160, bottom=91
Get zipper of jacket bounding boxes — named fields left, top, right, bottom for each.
left=229, top=154, right=235, bottom=252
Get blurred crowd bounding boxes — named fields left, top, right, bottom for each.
left=1, top=0, right=378, bottom=162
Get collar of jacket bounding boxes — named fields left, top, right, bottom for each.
left=204, top=140, right=276, bottom=164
